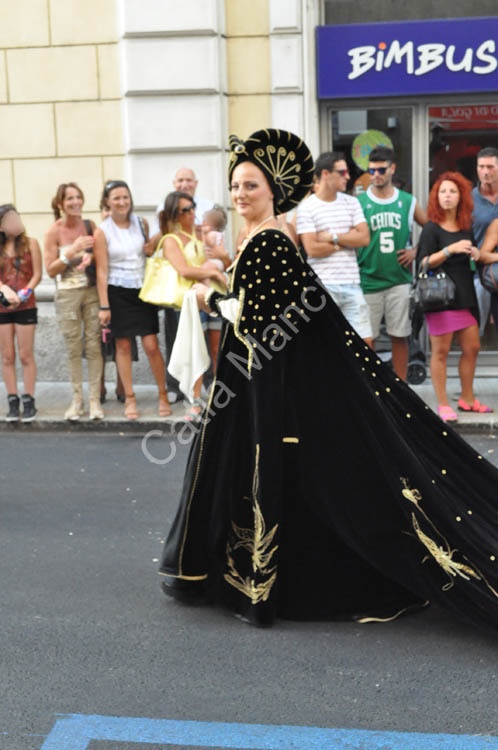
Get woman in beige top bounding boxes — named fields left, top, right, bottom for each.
left=44, top=182, right=103, bottom=420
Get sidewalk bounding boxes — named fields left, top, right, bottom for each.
left=0, top=382, right=191, bottom=433
left=0, top=379, right=497, bottom=434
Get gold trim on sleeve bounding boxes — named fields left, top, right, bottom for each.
left=282, top=437, right=299, bottom=444
left=232, top=286, right=254, bottom=374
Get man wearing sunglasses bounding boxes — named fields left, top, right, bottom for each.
left=357, top=146, right=427, bottom=380
left=297, top=151, right=373, bottom=346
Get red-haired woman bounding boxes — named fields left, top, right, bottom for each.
left=44, top=183, right=103, bottom=421
left=417, top=171, right=492, bottom=422
left=0, top=204, right=42, bottom=422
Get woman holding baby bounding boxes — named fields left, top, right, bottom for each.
left=44, top=182, right=104, bottom=421
left=157, top=191, right=227, bottom=421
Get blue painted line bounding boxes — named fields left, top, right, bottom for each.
left=40, top=714, right=498, bottom=750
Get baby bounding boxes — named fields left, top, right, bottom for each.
left=199, top=205, right=228, bottom=285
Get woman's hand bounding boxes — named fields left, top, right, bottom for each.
left=470, top=246, right=480, bottom=262
left=99, top=309, right=111, bottom=327
left=193, top=282, right=211, bottom=312
left=1, top=284, right=21, bottom=307
left=76, top=251, right=93, bottom=271
left=205, top=242, right=227, bottom=259
left=448, top=239, right=473, bottom=255
left=67, top=235, right=95, bottom=261
left=208, top=268, right=227, bottom=289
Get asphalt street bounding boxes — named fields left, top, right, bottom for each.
left=1, top=431, right=498, bottom=750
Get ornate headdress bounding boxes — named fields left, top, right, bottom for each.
left=228, top=129, right=314, bottom=215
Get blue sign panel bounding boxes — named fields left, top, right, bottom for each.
left=317, top=17, right=498, bottom=98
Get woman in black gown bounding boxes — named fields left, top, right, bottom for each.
left=159, top=129, right=498, bottom=631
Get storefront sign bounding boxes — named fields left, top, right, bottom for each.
left=429, top=105, right=498, bottom=131
left=317, top=17, right=498, bottom=98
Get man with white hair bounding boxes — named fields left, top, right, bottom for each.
left=152, top=168, right=214, bottom=402
left=152, top=167, right=213, bottom=233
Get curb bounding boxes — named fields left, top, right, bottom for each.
left=0, top=417, right=495, bottom=436
left=0, top=417, right=188, bottom=434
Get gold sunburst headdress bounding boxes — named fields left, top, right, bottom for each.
left=228, top=129, right=314, bottom=215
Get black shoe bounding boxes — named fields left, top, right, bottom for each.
left=6, top=394, right=20, bottom=422
left=161, top=577, right=207, bottom=605
left=21, top=394, right=37, bottom=423
left=115, top=390, right=125, bottom=403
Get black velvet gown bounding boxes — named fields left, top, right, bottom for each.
left=159, top=228, right=498, bottom=630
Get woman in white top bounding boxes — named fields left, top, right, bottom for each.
left=44, top=183, right=103, bottom=421
left=94, top=180, right=171, bottom=420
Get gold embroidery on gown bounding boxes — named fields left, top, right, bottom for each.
left=224, top=444, right=279, bottom=604
left=401, top=478, right=498, bottom=597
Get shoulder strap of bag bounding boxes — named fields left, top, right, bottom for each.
left=137, top=215, right=148, bottom=242
left=154, top=232, right=187, bottom=261
left=419, top=255, right=430, bottom=273
left=83, top=219, right=93, bottom=236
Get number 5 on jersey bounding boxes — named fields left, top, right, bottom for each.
left=380, top=231, right=395, bottom=253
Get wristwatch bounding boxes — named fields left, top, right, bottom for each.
left=60, top=253, right=70, bottom=265
left=331, top=232, right=339, bottom=245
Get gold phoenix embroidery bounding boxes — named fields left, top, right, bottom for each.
left=401, top=478, right=498, bottom=597
left=224, top=444, right=279, bottom=604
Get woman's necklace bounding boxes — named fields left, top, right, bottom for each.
left=239, top=214, right=275, bottom=251
left=226, top=214, right=276, bottom=278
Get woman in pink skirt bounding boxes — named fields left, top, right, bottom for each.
left=417, top=171, right=493, bottom=422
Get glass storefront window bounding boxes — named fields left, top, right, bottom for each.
left=330, top=107, right=413, bottom=197
left=429, top=104, right=498, bottom=186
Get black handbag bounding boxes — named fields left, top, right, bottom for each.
left=410, top=257, right=456, bottom=313
left=478, top=250, right=498, bottom=293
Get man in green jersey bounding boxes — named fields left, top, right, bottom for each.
left=357, top=146, right=427, bottom=380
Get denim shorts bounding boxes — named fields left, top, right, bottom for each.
left=324, top=283, right=372, bottom=339
left=199, top=310, right=222, bottom=331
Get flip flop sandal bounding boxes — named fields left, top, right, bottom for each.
left=458, top=398, right=493, bottom=413
left=438, top=405, right=458, bottom=422
left=158, top=393, right=172, bottom=417
left=184, top=398, right=203, bottom=423
left=124, top=393, right=139, bottom=420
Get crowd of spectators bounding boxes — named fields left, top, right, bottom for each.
left=1, top=146, right=497, bottom=423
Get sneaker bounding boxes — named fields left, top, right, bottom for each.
left=6, top=394, right=20, bottom=422
left=21, top=394, right=37, bottom=423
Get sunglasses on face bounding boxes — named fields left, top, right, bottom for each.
left=333, top=169, right=350, bottom=177
left=179, top=204, right=196, bottom=214
left=104, top=181, right=127, bottom=193
left=368, top=167, right=389, bottom=175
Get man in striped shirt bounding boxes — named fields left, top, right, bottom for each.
left=297, top=152, right=373, bottom=345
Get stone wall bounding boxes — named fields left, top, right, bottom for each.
left=0, top=0, right=125, bottom=253
left=0, top=0, right=317, bottom=383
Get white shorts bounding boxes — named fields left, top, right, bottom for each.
left=365, top=284, right=411, bottom=339
left=325, top=283, right=373, bottom=340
